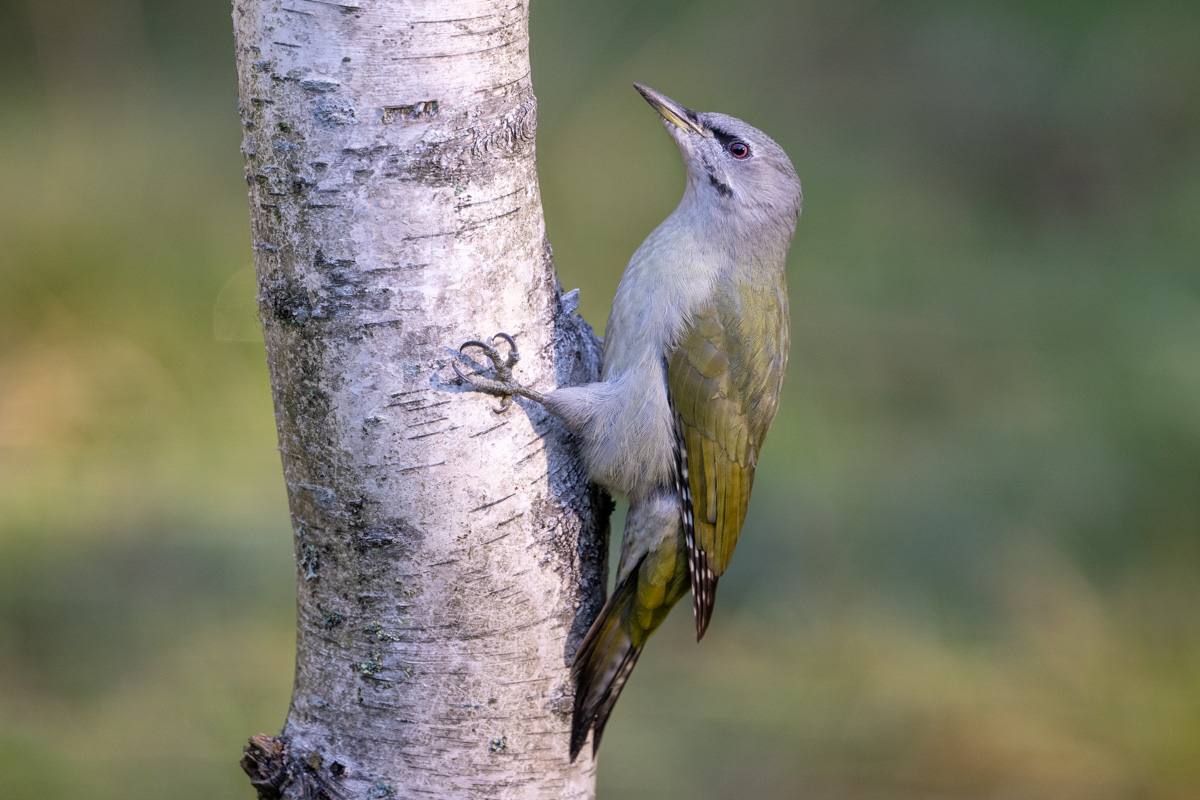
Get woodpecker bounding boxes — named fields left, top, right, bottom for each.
left=454, top=84, right=801, bottom=761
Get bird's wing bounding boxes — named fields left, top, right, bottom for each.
left=667, top=280, right=788, bottom=640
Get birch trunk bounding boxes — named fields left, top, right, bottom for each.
left=232, top=2, right=608, bottom=797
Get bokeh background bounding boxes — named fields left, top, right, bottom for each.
left=2, top=1, right=1199, bottom=798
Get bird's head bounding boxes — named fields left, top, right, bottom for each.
left=634, top=83, right=802, bottom=232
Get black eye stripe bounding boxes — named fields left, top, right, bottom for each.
left=708, top=126, right=739, bottom=150
left=708, top=125, right=750, bottom=158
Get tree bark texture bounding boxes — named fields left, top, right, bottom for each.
left=232, top=2, right=608, bottom=797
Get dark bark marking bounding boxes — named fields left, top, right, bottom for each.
left=452, top=19, right=523, bottom=38
left=469, top=420, right=509, bottom=438
left=457, top=186, right=525, bottom=207
left=398, top=461, right=445, bottom=474
left=469, top=493, right=516, bottom=513
left=297, top=0, right=362, bottom=10
left=407, top=416, right=449, bottom=428
left=480, top=69, right=533, bottom=96
left=382, top=101, right=439, bottom=124
left=410, top=10, right=510, bottom=24
left=407, top=428, right=454, bottom=440
left=515, top=445, right=545, bottom=465
left=391, top=40, right=516, bottom=60
left=403, top=400, right=452, bottom=413
left=483, top=527, right=519, bottom=545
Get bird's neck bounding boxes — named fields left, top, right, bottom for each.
left=671, top=185, right=796, bottom=267
left=676, top=182, right=796, bottom=257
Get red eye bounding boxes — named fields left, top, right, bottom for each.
left=729, top=142, right=750, bottom=159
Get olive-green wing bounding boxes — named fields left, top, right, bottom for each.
left=667, top=282, right=788, bottom=640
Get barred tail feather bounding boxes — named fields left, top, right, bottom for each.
left=569, top=564, right=645, bottom=761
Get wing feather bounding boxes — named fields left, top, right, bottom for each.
left=666, top=283, right=788, bottom=640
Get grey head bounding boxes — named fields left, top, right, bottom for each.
left=634, top=83, right=802, bottom=234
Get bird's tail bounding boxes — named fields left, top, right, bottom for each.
left=570, top=493, right=691, bottom=760
left=569, top=567, right=645, bottom=761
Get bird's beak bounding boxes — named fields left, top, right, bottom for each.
left=634, top=83, right=707, bottom=136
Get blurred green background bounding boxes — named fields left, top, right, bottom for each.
left=1, top=1, right=1198, bottom=797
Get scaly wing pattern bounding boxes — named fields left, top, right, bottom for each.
left=667, top=281, right=788, bottom=639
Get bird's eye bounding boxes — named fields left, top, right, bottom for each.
left=729, top=142, right=750, bottom=159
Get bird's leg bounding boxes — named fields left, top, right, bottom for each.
left=453, top=332, right=545, bottom=413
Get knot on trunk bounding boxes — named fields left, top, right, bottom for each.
left=242, top=734, right=347, bottom=800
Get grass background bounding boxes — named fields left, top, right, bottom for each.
left=1, top=0, right=1198, bottom=797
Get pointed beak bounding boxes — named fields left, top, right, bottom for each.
left=634, top=83, right=707, bottom=136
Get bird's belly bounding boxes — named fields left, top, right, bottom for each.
left=581, top=366, right=675, bottom=501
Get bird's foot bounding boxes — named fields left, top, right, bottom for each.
left=453, top=332, right=545, bottom=413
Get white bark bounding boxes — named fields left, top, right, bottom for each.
left=232, top=2, right=608, bottom=797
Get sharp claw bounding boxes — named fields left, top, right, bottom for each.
left=453, top=332, right=541, bottom=410
left=459, top=339, right=501, bottom=369
left=490, top=332, right=519, bottom=365
left=458, top=334, right=520, bottom=375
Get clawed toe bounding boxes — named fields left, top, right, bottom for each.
left=455, top=333, right=520, bottom=380
left=452, top=332, right=543, bottom=413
